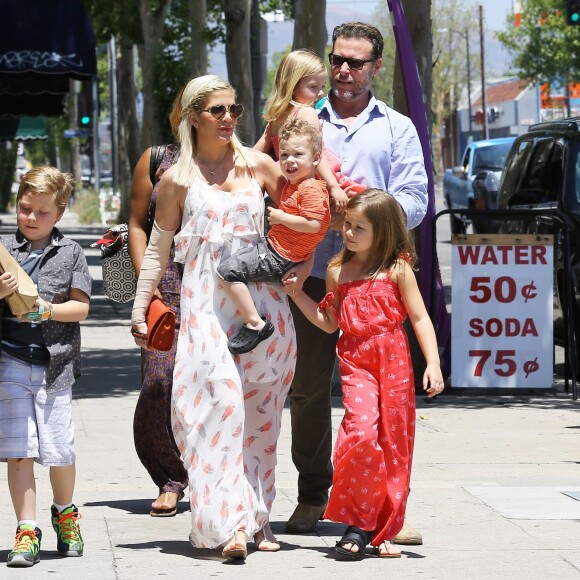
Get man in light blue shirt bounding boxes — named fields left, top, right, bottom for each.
left=285, top=22, right=428, bottom=545
left=313, top=95, right=427, bottom=277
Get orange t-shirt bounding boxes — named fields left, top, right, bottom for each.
left=268, top=178, right=330, bottom=263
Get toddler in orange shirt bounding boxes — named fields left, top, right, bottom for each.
left=218, top=118, right=330, bottom=354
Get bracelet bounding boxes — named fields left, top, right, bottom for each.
left=45, top=302, right=54, bottom=321
left=38, top=302, right=53, bottom=322
left=23, top=302, right=53, bottom=323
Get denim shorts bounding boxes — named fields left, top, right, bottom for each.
left=0, top=353, right=75, bottom=466
left=217, top=237, right=297, bottom=284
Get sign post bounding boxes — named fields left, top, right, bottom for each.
left=451, top=234, right=553, bottom=388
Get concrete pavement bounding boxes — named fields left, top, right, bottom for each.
left=0, top=210, right=579, bottom=579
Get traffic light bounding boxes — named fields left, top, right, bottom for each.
left=77, top=81, right=93, bottom=130
left=567, top=0, right=580, bottom=25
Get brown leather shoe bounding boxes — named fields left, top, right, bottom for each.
left=285, top=503, right=327, bottom=534
left=392, top=520, right=423, bottom=545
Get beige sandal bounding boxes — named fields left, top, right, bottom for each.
left=254, top=523, right=280, bottom=552
left=373, top=540, right=401, bottom=558
left=150, top=491, right=185, bottom=517
left=222, top=530, right=248, bottom=560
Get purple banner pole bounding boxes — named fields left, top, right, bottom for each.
left=386, top=0, right=451, bottom=376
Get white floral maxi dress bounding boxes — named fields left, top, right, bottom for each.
left=172, top=177, right=297, bottom=549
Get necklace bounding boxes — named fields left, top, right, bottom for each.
left=197, top=149, right=231, bottom=176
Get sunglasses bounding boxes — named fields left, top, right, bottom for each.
left=328, top=53, right=375, bottom=71
left=200, top=103, right=244, bottom=120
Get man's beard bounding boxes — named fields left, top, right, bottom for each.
left=330, top=69, right=373, bottom=102
left=331, top=86, right=356, bottom=100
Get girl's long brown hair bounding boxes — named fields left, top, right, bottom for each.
left=328, top=189, right=416, bottom=278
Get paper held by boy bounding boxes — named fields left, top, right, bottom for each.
left=0, top=241, right=39, bottom=315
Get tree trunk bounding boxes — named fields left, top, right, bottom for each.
left=224, top=0, right=255, bottom=144
left=190, top=0, right=208, bottom=76
left=0, top=141, right=17, bottom=212
left=118, top=43, right=141, bottom=171
left=292, top=0, right=327, bottom=57
left=138, top=0, right=172, bottom=149
left=117, top=41, right=140, bottom=222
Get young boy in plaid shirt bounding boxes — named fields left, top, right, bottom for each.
left=0, top=166, right=92, bottom=567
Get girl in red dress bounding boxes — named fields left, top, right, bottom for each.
left=287, top=188, right=444, bottom=559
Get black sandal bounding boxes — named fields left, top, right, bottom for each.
left=334, top=526, right=373, bottom=560
left=227, top=317, right=275, bottom=354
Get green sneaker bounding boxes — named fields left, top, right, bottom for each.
left=6, top=524, right=42, bottom=567
left=51, top=504, right=84, bottom=557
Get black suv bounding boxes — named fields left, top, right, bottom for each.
left=479, top=118, right=580, bottom=378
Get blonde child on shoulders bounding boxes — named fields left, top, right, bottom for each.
left=286, top=189, right=444, bottom=560
left=255, top=49, right=366, bottom=212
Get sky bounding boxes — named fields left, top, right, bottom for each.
left=326, top=0, right=514, bottom=31
left=474, top=0, right=514, bottom=31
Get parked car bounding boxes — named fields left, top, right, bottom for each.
left=474, top=118, right=580, bottom=378
left=443, top=137, right=516, bottom=234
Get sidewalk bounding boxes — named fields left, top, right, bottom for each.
left=0, top=212, right=579, bottom=579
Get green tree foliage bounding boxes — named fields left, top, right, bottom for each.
left=85, top=0, right=142, bottom=45
left=431, top=0, right=478, bottom=108
left=367, top=4, right=397, bottom=106
left=207, top=0, right=293, bottom=40
left=497, top=0, right=580, bottom=84
left=155, top=0, right=197, bottom=142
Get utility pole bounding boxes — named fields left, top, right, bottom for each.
left=108, top=36, right=119, bottom=195
left=70, top=80, right=82, bottom=191
left=479, top=4, right=489, bottom=139
left=465, top=28, right=473, bottom=135
left=91, top=75, right=100, bottom=192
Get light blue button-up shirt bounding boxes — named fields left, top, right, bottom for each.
left=311, top=94, right=428, bottom=279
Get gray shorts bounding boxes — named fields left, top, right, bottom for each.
left=217, top=237, right=297, bottom=284
left=0, top=353, right=76, bottom=466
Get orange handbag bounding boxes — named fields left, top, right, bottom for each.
left=145, top=295, right=176, bottom=351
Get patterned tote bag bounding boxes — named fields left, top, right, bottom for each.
left=93, top=223, right=137, bottom=303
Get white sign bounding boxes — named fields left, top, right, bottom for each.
left=451, top=235, right=553, bottom=388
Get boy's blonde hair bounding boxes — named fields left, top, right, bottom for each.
left=172, top=74, right=251, bottom=188
left=278, top=118, right=322, bottom=155
left=17, top=166, right=74, bottom=214
left=263, top=50, right=326, bottom=123
left=329, top=189, right=415, bottom=278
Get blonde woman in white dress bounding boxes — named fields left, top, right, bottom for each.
left=131, top=75, right=296, bottom=559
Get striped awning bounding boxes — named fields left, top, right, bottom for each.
left=0, top=116, right=48, bottom=140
